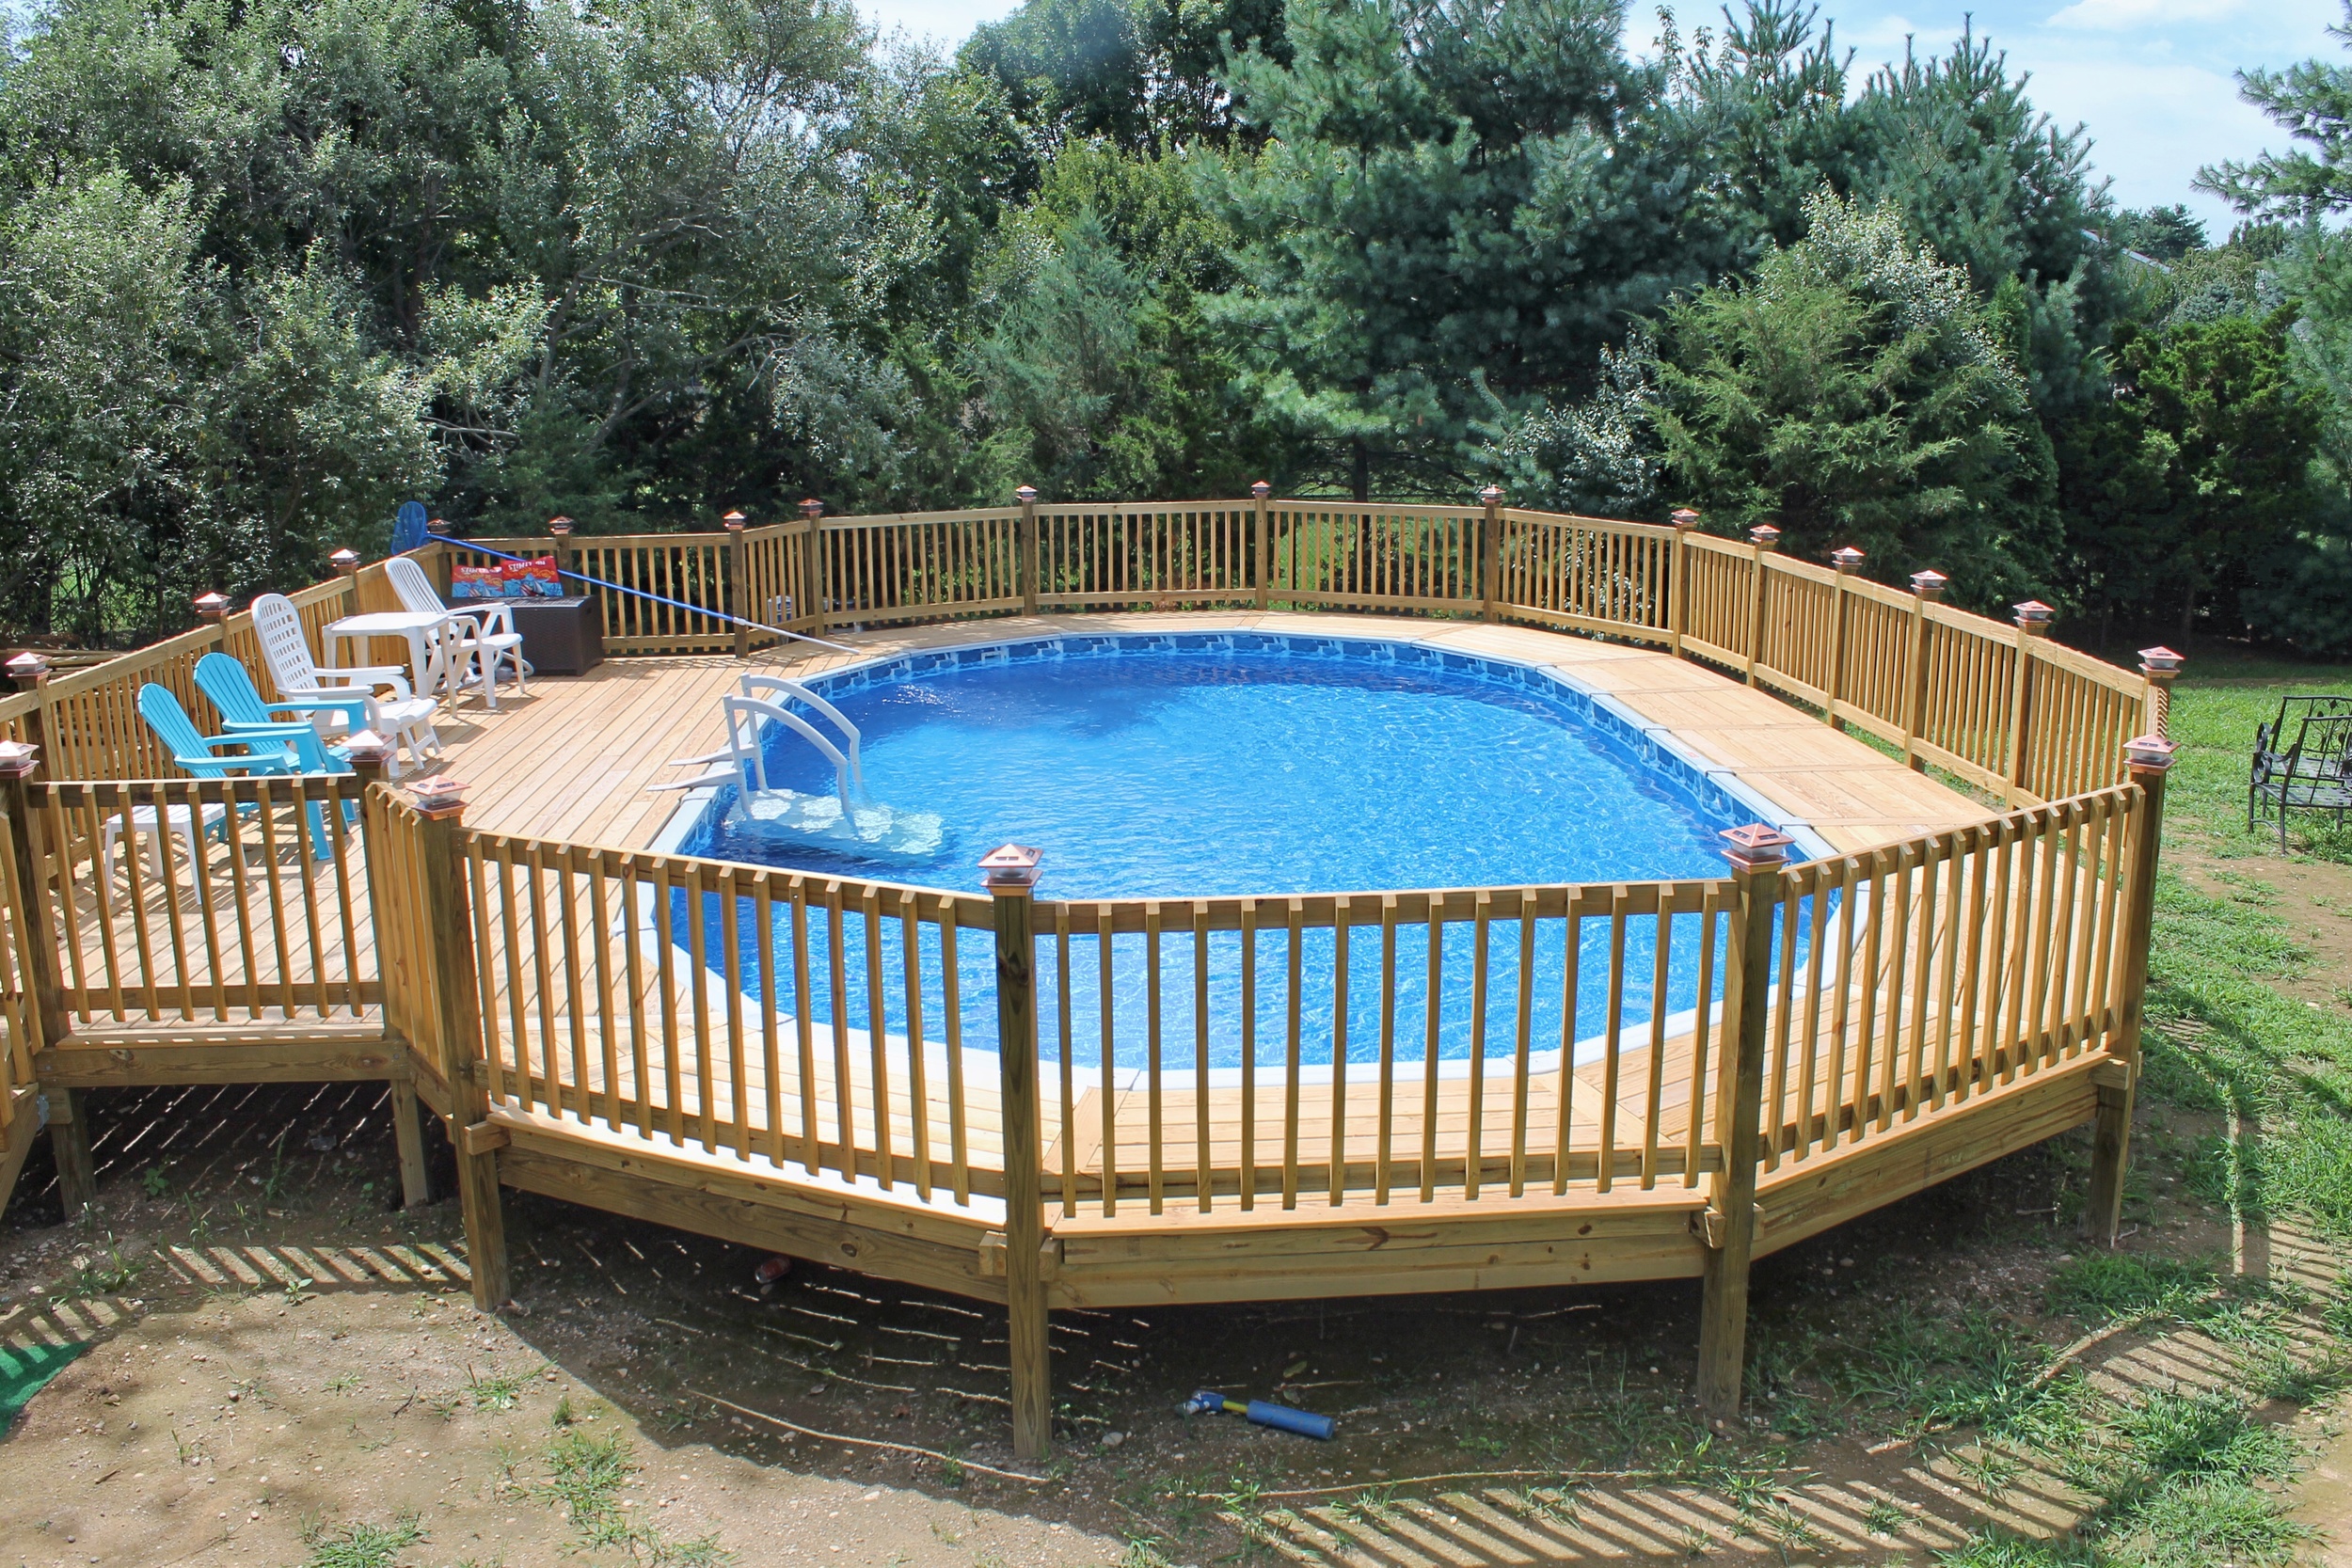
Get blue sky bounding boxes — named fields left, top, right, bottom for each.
left=860, top=0, right=2347, bottom=237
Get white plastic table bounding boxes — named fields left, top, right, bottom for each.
left=323, top=610, right=458, bottom=698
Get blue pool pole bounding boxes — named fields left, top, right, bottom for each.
left=1183, top=1388, right=1336, bottom=1440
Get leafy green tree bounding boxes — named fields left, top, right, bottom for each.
left=2198, top=1, right=2352, bottom=217
left=2058, top=311, right=2325, bottom=639
left=968, top=144, right=1275, bottom=498
left=2111, top=205, right=2208, bottom=263
left=1652, top=189, right=2058, bottom=603
left=1204, top=0, right=1697, bottom=499
left=961, top=0, right=1287, bottom=150
left=0, top=170, right=214, bottom=638
left=1844, top=25, right=2123, bottom=419
left=1656, top=0, right=1855, bottom=271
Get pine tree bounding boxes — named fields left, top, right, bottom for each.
left=1203, top=0, right=1695, bottom=499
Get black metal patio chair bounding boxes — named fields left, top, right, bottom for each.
left=2250, top=699, right=2352, bottom=848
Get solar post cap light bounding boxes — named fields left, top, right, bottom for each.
left=979, top=843, right=1044, bottom=891
left=386, top=499, right=856, bottom=656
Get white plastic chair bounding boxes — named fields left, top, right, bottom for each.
left=101, top=800, right=230, bottom=905
left=387, top=555, right=531, bottom=710
left=248, top=593, right=442, bottom=776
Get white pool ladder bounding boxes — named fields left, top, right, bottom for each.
left=652, top=673, right=866, bottom=801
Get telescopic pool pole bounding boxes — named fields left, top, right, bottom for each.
left=387, top=501, right=860, bottom=657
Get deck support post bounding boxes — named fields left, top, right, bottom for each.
left=46, top=1087, right=97, bottom=1218
left=344, top=736, right=431, bottom=1211
left=1668, top=510, right=1699, bottom=658
left=1825, top=547, right=1864, bottom=732
left=0, top=736, right=65, bottom=1053
left=2089, top=736, right=2174, bottom=1244
left=414, top=780, right=509, bottom=1309
left=2005, top=601, right=2055, bottom=804
left=1902, top=571, right=1947, bottom=772
left=1479, top=485, right=1503, bottom=623
left=723, top=512, right=750, bottom=657
left=0, top=736, right=87, bottom=1218
left=1697, top=824, right=1789, bottom=1426
left=1743, top=525, right=1779, bottom=687
left=982, top=843, right=1051, bottom=1460
left=1251, top=481, right=1273, bottom=610
left=389, top=1084, right=431, bottom=1211
left=1016, top=486, right=1040, bottom=618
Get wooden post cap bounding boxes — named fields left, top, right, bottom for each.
left=2137, top=645, right=2185, bottom=675
left=2012, top=599, right=2056, bottom=630
left=1670, top=508, right=1700, bottom=530
left=329, top=547, right=361, bottom=574
left=548, top=516, right=574, bottom=536
left=979, top=843, right=1043, bottom=892
left=1014, top=485, right=1038, bottom=505
left=1251, top=480, right=1272, bottom=499
left=1830, top=546, right=1865, bottom=570
left=723, top=510, right=747, bottom=531
left=0, top=739, right=38, bottom=776
left=1748, top=524, right=1781, bottom=549
left=2123, top=735, right=2178, bottom=771
left=6, top=651, right=52, bottom=689
left=1910, top=569, right=1948, bottom=598
left=409, top=776, right=467, bottom=817
left=1480, top=485, right=1503, bottom=506
left=1719, top=823, right=1794, bottom=870
left=193, top=592, right=229, bottom=622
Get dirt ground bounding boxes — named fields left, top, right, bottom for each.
left=0, top=1284, right=1120, bottom=1568
left=0, top=1080, right=2265, bottom=1568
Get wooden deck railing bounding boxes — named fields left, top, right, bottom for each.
left=0, top=762, right=2153, bottom=1222
left=0, top=498, right=2162, bottom=809
left=0, top=495, right=2178, bottom=1456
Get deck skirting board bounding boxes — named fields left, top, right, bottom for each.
left=1754, top=1053, right=2108, bottom=1256
left=495, top=1138, right=1006, bottom=1306
left=35, top=1029, right=406, bottom=1087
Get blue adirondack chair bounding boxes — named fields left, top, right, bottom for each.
left=193, top=653, right=360, bottom=832
left=136, top=684, right=345, bottom=859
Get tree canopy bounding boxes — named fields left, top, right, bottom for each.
left=1, top=0, right=2348, bottom=652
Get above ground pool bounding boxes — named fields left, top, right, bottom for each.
left=668, top=633, right=1821, bottom=1068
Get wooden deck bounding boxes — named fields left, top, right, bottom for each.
left=412, top=611, right=1991, bottom=854
left=22, top=610, right=2119, bottom=1313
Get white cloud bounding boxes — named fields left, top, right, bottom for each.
left=2025, top=56, right=2279, bottom=228
left=2045, top=0, right=2250, bottom=29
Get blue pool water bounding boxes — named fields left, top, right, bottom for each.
left=670, top=634, right=1809, bottom=1068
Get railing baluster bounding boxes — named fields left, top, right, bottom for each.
left=1377, top=895, right=1398, bottom=1204
left=1239, top=897, right=1257, bottom=1210
left=1193, top=900, right=1212, bottom=1213
left=1467, top=891, right=1489, bottom=1200
left=1145, top=899, right=1164, bottom=1215
left=1597, top=890, right=1627, bottom=1193
left=1511, top=890, right=1536, bottom=1197
left=908, top=888, right=936, bottom=1202
left=1329, top=894, right=1350, bottom=1206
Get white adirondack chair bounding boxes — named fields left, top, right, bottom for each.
left=248, top=593, right=442, bottom=776
left=387, top=555, right=531, bottom=711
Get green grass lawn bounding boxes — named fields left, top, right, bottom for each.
left=2159, top=650, right=2352, bottom=866
left=1935, top=655, right=2352, bottom=1565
